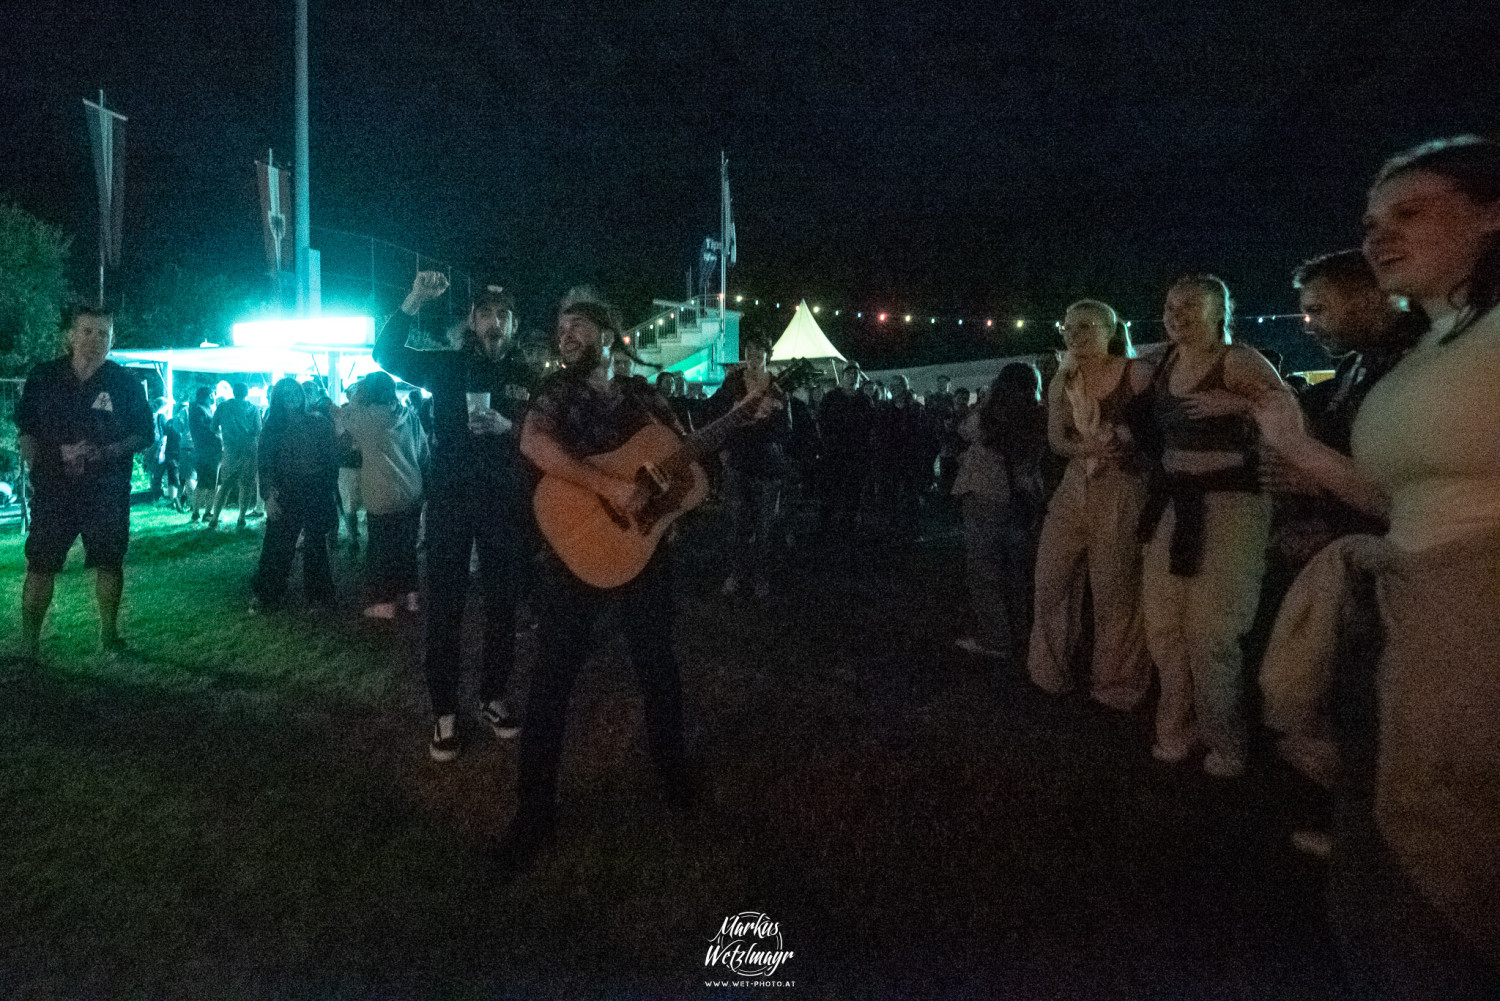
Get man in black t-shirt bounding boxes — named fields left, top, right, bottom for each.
left=817, top=365, right=873, bottom=536
left=373, top=271, right=537, bottom=762
left=492, top=292, right=696, bottom=878
left=186, top=385, right=221, bottom=523
left=15, top=305, right=153, bottom=660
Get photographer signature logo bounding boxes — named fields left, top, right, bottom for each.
left=704, top=912, right=795, bottom=981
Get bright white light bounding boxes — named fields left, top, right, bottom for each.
left=812, top=305, right=820, bottom=313
left=232, top=316, right=374, bottom=350
left=735, top=295, right=744, bottom=302
left=1016, top=319, right=1025, bottom=329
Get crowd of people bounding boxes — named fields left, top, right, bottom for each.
left=10, top=135, right=1498, bottom=996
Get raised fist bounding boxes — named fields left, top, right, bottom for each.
left=402, top=271, right=451, bottom=315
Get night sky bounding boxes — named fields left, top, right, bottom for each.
left=2, top=0, right=1498, bottom=365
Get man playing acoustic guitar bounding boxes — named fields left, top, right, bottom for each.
left=494, top=290, right=776, bottom=876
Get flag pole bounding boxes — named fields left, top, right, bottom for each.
left=719, top=151, right=728, bottom=329
left=294, top=0, right=311, bottom=316
left=98, top=89, right=107, bottom=307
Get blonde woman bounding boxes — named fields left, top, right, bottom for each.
left=1139, top=275, right=1289, bottom=777
left=1027, top=300, right=1152, bottom=709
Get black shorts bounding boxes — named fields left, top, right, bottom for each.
left=196, top=455, right=221, bottom=489
left=25, top=487, right=131, bottom=574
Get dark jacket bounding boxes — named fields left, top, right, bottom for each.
left=258, top=409, right=338, bottom=513
left=373, top=311, right=534, bottom=505
left=699, top=368, right=794, bottom=476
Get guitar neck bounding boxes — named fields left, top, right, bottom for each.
left=681, top=362, right=812, bottom=461
left=683, top=405, right=754, bottom=461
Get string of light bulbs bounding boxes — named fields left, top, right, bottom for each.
left=715, top=292, right=1311, bottom=330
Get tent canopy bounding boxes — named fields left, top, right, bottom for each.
left=112, top=345, right=384, bottom=402
left=770, top=300, right=845, bottom=362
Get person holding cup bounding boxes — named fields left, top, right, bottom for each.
left=374, top=271, right=537, bottom=762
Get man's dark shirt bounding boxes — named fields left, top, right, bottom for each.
left=16, top=357, right=153, bottom=495
left=1301, top=350, right=1401, bottom=456
left=213, top=397, right=262, bottom=454
left=1275, top=347, right=1405, bottom=561
left=189, top=403, right=221, bottom=460
left=818, top=388, right=873, bottom=458
left=373, top=310, right=536, bottom=500
left=529, top=368, right=680, bottom=460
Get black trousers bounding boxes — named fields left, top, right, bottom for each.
left=423, top=493, right=523, bottom=717
left=253, top=491, right=336, bottom=606
left=515, top=552, right=687, bottom=829
left=820, top=454, right=865, bottom=531
left=365, top=507, right=420, bottom=603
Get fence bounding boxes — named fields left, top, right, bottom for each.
left=0, top=377, right=28, bottom=530
left=310, top=226, right=479, bottom=346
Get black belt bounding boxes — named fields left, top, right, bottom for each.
left=1137, top=464, right=1259, bottom=576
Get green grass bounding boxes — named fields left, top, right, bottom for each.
left=0, top=507, right=1342, bottom=998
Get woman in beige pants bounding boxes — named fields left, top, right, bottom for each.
left=1139, top=275, right=1289, bottom=778
left=1027, top=300, right=1153, bottom=710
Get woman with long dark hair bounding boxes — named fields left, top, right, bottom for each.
left=952, top=361, right=1048, bottom=662
left=250, top=376, right=339, bottom=613
left=1027, top=300, right=1153, bottom=709
left=1139, top=274, right=1289, bottom=777
left=1257, top=136, right=1500, bottom=997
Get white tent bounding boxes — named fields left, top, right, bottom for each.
left=770, top=300, right=845, bottom=362
left=112, top=345, right=382, bottom=404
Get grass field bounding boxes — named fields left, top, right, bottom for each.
left=0, top=505, right=1343, bottom=999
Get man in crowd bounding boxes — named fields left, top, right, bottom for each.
left=1255, top=249, right=1418, bottom=859
left=497, top=291, right=770, bottom=875
left=15, top=304, right=153, bottom=661
left=374, top=271, right=536, bottom=762
left=818, top=363, right=873, bottom=539
left=207, top=381, right=262, bottom=530
left=186, top=385, right=221, bottom=523
left=1263, top=250, right=1414, bottom=579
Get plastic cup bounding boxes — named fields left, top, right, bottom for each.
left=466, top=391, right=491, bottom=415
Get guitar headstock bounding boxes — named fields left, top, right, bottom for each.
left=771, top=358, right=821, bottom=395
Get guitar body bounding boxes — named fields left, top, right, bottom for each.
left=533, top=423, right=709, bottom=589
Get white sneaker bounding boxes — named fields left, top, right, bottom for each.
left=1290, top=830, right=1333, bottom=859
left=1151, top=742, right=1192, bottom=764
left=479, top=699, right=521, bottom=739
left=362, top=602, right=397, bottom=620
left=1202, top=751, right=1246, bottom=778
left=429, top=714, right=459, bottom=762
left=954, top=636, right=1005, bottom=659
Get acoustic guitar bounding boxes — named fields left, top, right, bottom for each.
left=534, top=360, right=817, bottom=589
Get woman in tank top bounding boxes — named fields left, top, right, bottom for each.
left=1139, top=275, right=1290, bottom=778
left=1256, top=137, right=1500, bottom=996
left=1027, top=300, right=1153, bottom=709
